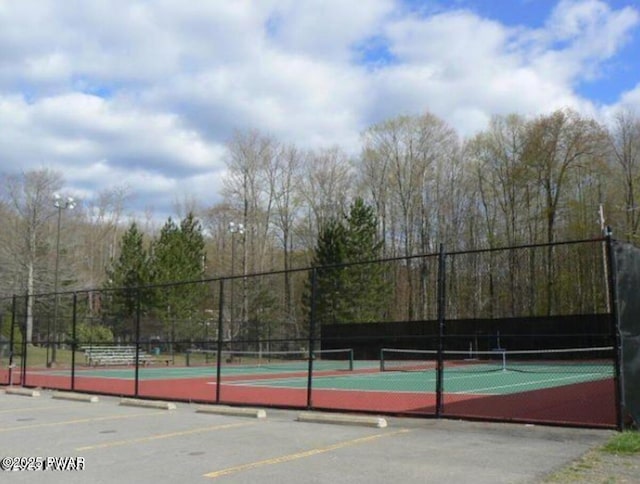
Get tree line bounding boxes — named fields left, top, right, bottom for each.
left=1, top=107, right=638, bottom=344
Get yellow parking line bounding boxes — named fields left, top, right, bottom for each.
left=0, top=404, right=77, bottom=414
left=77, top=422, right=255, bottom=451
left=204, top=428, right=411, bottom=479
left=0, top=411, right=166, bottom=433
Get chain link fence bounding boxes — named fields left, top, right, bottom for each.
left=2, top=236, right=634, bottom=429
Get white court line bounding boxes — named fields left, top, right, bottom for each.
left=211, top=370, right=440, bottom=392
left=450, top=373, right=610, bottom=395
left=209, top=381, right=433, bottom=395
left=210, top=368, right=610, bottom=396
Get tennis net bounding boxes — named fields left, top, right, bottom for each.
left=186, top=348, right=354, bottom=371
left=380, top=347, right=614, bottom=375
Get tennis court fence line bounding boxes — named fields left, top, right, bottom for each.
left=1, top=235, right=639, bottom=430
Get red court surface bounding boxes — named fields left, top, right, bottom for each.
left=1, top=367, right=616, bottom=428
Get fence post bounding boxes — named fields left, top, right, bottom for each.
left=8, top=295, right=17, bottom=386
left=134, top=288, right=141, bottom=398
left=21, top=292, right=28, bottom=386
left=216, top=280, right=225, bottom=404
left=70, top=293, right=77, bottom=391
left=435, top=244, right=446, bottom=417
left=306, top=268, right=317, bottom=410
left=605, top=233, right=624, bottom=431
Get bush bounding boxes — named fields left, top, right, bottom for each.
left=0, top=313, right=22, bottom=347
left=76, top=323, right=114, bottom=344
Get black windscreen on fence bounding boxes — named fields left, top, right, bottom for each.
left=613, top=242, right=640, bottom=428
left=323, top=314, right=612, bottom=357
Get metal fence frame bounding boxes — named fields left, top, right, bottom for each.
left=0, top=235, right=630, bottom=429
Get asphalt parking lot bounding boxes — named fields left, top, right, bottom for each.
left=0, top=388, right=614, bottom=483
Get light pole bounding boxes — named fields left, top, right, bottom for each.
left=228, top=222, right=244, bottom=338
left=49, top=193, right=76, bottom=367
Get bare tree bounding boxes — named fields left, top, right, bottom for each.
left=361, top=112, right=458, bottom=319
left=468, top=114, right=531, bottom=247
left=524, top=109, right=607, bottom=245
left=467, top=114, right=542, bottom=316
left=267, top=144, right=303, bottom=329
left=360, top=143, right=392, bottom=256
left=522, top=109, right=607, bottom=314
left=0, top=169, right=64, bottom=343
left=78, top=186, right=131, bottom=290
left=298, top=146, right=355, bottom=258
left=201, top=202, right=235, bottom=278
left=223, top=130, right=279, bottom=339
left=608, top=109, right=640, bottom=243
left=224, top=129, right=278, bottom=274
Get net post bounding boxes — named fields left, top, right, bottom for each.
left=380, top=348, right=385, bottom=372
left=348, top=348, right=354, bottom=371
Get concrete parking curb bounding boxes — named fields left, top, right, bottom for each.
left=119, top=398, right=177, bottom=410
left=297, top=411, right=388, bottom=428
left=196, top=405, right=267, bottom=418
left=4, top=387, right=41, bottom=397
left=52, top=391, right=99, bottom=403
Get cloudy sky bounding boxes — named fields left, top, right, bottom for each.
left=1, top=0, right=639, bottom=221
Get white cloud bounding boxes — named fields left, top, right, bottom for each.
left=386, top=11, right=510, bottom=66
left=531, top=0, right=640, bottom=83
left=266, top=0, right=394, bottom=60
left=0, top=92, right=227, bottom=219
left=602, top=82, right=640, bottom=125
left=143, top=41, right=368, bottom=151
left=0, top=0, right=639, bottom=220
left=620, top=84, right=640, bottom=107
left=368, top=11, right=569, bottom=132
left=366, top=0, right=639, bottom=134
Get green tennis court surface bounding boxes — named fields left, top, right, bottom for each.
left=31, top=359, right=376, bottom=380
left=224, top=366, right=612, bottom=395
left=33, top=361, right=613, bottom=395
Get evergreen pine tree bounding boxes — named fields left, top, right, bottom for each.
left=343, top=198, right=389, bottom=322
left=104, top=222, right=151, bottom=336
left=150, top=212, right=207, bottom=341
left=308, top=218, right=349, bottom=325
left=308, top=198, right=390, bottom=325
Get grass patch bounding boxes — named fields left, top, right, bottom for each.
left=9, top=345, right=187, bottom=368
left=544, top=432, right=640, bottom=483
left=544, top=451, right=600, bottom=482
left=602, top=431, right=640, bottom=454
left=14, top=345, right=85, bottom=367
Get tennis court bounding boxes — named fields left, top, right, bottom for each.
left=4, top=236, right=637, bottom=430
left=229, top=364, right=611, bottom=394
left=7, top=345, right=616, bottom=428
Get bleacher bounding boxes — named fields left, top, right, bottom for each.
left=83, top=345, right=156, bottom=366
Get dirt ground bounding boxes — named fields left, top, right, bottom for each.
left=543, top=449, right=640, bottom=483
